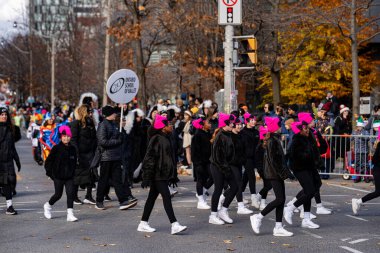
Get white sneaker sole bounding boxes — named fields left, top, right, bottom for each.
left=83, top=199, right=96, bottom=205
left=301, top=224, right=319, bottom=229
left=250, top=216, right=260, bottom=234
left=137, top=228, right=156, bottom=233
left=171, top=226, right=187, bottom=235
left=273, top=232, right=293, bottom=237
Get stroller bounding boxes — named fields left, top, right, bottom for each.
left=343, top=151, right=373, bottom=183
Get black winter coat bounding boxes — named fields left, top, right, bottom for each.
left=372, top=142, right=380, bottom=169
left=70, top=118, right=97, bottom=185
left=263, top=134, right=287, bottom=180
left=240, top=127, right=259, bottom=160
left=210, top=130, right=234, bottom=176
left=97, top=119, right=123, bottom=161
left=0, top=123, right=20, bottom=185
left=45, top=142, right=77, bottom=180
left=231, top=132, right=246, bottom=166
left=142, top=132, right=177, bottom=181
left=191, top=129, right=212, bottom=166
left=255, top=142, right=265, bottom=178
left=289, top=134, right=316, bottom=171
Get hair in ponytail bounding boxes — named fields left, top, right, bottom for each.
left=210, top=128, right=221, bottom=144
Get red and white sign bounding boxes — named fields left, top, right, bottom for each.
left=218, top=0, right=242, bottom=25
left=223, top=0, right=238, bottom=6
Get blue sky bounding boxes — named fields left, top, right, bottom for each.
left=0, top=0, right=27, bottom=37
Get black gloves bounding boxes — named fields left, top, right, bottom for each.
left=169, top=177, right=179, bottom=188
left=16, top=161, right=21, bottom=172
left=141, top=180, right=151, bottom=189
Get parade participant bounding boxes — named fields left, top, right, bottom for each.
left=79, top=92, right=100, bottom=128
left=352, top=130, right=380, bottom=214
left=39, top=113, right=56, bottom=161
left=70, top=105, right=97, bottom=205
left=209, top=113, right=237, bottom=225
left=182, top=110, right=193, bottom=169
left=43, top=126, right=78, bottom=221
left=0, top=106, right=20, bottom=215
left=95, top=105, right=137, bottom=210
left=240, top=112, right=260, bottom=208
left=27, top=113, right=43, bottom=165
left=191, top=117, right=213, bottom=209
left=284, top=121, right=321, bottom=229
left=250, top=117, right=293, bottom=236
left=137, top=115, right=187, bottom=235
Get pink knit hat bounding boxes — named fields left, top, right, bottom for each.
left=298, top=112, right=313, bottom=124
left=218, top=113, right=233, bottom=128
left=154, top=114, right=168, bottom=130
left=259, top=126, right=268, bottom=140
left=192, top=118, right=204, bottom=130
left=291, top=121, right=302, bottom=135
left=243, top=112, right=255, bottom=124
left=59, top=125, right=72, bottom=137
left=265, top=117, right=280, bottom=133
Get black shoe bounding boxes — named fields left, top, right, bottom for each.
left=95, top=202, right=106, bottom=210
left=6, top=206, right=18, bottom=215
left=83, top=196, right=96, bottom=205
left=127, top=195, right=138, bottom=203
left=74, top=198, right=83, bottom=205
left=104, top=195, right=112, bottom=202
left=119, top=199, right=138, bottom=210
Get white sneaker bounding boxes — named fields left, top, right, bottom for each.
left=171, top=222, right=187, bottom=235
left=197, top=200, right=211, bottom=210
left=237, top=206, right=254, bottom=215
left=137, top=221, right=156, bottom=233
left=243, top=199, right=249, bottom=204
left=273, top=226, right=294, bottom=237
left=287, top=199, right=299, bottom=213
left=300, top=209, right=317, bottom=219
left=301, top=219, right=320, bottom=229
left=43, top=202, right=52, bottom=219
left=67, top=208, right=78, bottom=222
left=283, top=206, right=294, bottom=225
left=259, top=203, right=267, bottom=211
left=251, top=194, right=260, bottom=209
left=218, top=209, right=233, bottom=224
left=250, top=214, right=262, bottom=234
left=217, top=195, right=225, bottom=211
left=352, top=198, right=361, bottom=215
left=209, top=215, right=225, bottom=225
left=316, top=206, right=332, bottom=215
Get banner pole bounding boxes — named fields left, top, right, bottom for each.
left=119, top=106, right=123, bottom=133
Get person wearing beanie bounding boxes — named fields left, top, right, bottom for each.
left=0, top=106, right=20, bottom=215
left=209, top=113, right=237, bottom=225
left=284, top=121, right=321, bottom=229
left=95, top=105, right=138, bottom=210
left=352, top=130, right=380, bottom=215
left=191, top=117, right=213, bottom=209
left=138, top=115, right=187, bottom=235
left=333, top=105, right=352, bottom=168
left=240, top=113, right=261, bottom=209
left=43, top=126, right=78, bottom=221
left=250, top=117, right=293, bottom=237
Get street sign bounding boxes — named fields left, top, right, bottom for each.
left=218, top=0, right=242, bottom=25
left=106, top=69, right=139, bottom=104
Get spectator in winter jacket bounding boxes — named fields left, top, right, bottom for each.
left=351, top=116, right=370, bottom=182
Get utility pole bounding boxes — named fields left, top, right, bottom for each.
left=51, top=36, right=56, bottom=113
left=102, top=0, right=111, bottom=106
left=224, top=25, right=234, bottom=113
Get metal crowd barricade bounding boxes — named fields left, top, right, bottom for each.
left=281, top=134, right=378, bottom=180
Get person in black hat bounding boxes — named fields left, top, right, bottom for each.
left=95, top=105, right=138, bottom=210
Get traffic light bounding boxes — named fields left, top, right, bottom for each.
left=227, top=7, right=233, bottom=23
left=239, top=38, right=258, bottom=66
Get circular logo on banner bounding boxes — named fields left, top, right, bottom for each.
left=223, top=0, right=237, bottom=6
left=106, top=69, right=139, bottom=104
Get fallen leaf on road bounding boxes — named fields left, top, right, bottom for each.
left=236, top=236, right=243, bottom=239
left=144, top=235, right=151, bottom=238
left=283, top=244, right=290, bottom=246
left=340, top=183, right=347, bottom=186
left=83, top=237, right=91, bottom=241
left=270, top=242, right=276, bottom=244
left=223, top=240, right=232, bottom=244
left=226, top=248, right=236, bottom=251
left=47, top=237, right=52, bottom=239
left=227, top=225, right=232, bottom=228
left=109, top=244, right=116, bottom=246
left=190, top=216, right=195, bottom=218
left=65, top=246, right=70, bottom=248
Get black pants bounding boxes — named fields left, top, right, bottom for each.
left=224, top=165, right=243, bottom=202
left=96, top=161, right=131, bottom=203
left=75, top=185, right=93, bottom=199
left=261, top=180, right=285, bottom=222
left=295, top=169, right=322, bottom=205
left=258, top=178, right=273, bottom=199
left=293, top=170, right=317, bottom=212
left=242, top=159, right=256, bottom=194
left=1, top=184, right=12, bottom=200
left=49, top=178, right=75, bottom=208
left=141, top=180, right=177, bottom=223
left=195, top=163, right=213, bottom=196
left=210, top=164, right=238, bottom=212
left=362, top=168, right=380, bottom=202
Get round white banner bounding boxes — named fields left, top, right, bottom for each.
left=106, top=69, right=139, bottom=104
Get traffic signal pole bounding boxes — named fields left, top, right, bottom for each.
left=224, top=25, right=234, bottom=113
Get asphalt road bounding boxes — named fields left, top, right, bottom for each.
left=1, top=138, right=380, bottom=253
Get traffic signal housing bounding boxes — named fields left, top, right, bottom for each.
left=239, top=38, right=258, bottom=66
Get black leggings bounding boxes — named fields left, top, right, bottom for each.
left=258, top=179, right=273, bottom=199
left=224, top=165, right=243, bottom=202
left=261, top=180, right=285, bottom=222
left=49, top=179, right=75, bottom=208
left=210, top=164, right=238, bottom=212
left=362, top=169, right=380, bottom=203
left=74, top=185, right=93, bottom=199
left=242, top=159, right=256, bottom=194
left=195, top=163, right=214, bottom=196
left=141, top=180, right=177, bottom=223
left=2, top=185, right=12, bottom=200
left=293, top=170, right=317, bottom=212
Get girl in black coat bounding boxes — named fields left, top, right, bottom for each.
left=352, top=133, right=380, bottom=215
left=250, top=117, right=293, bottom=237
left=138, top=115, right=187, bottom=235
left=0, top=107, right=20, bottom=215
left=209, top=113, right=237, bottom=225
left=70, top=105, right=97, bottom=205
left=43, top=126, right=78, bottom=222
left=191, top=118, right=213, bottom=210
